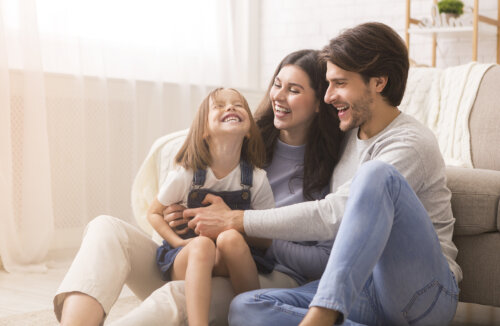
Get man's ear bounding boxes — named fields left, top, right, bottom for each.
left=373, top=76, right=388, bottom=93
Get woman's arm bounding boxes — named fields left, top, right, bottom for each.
left=147, top=198, right=189, bottom=248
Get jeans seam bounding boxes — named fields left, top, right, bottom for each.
left=401, top=278, right=458, bottom=324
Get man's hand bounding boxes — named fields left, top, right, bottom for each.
left=163, top=204, right=189, bottom=235
left=184, top=193, right=244, bottom=240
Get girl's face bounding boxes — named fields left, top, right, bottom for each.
left=269, top=64, right=320, bottom=145
left=206, top=89, right=251, bottom=139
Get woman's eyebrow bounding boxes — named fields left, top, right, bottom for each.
left=288, top=82, right=304, bottom=90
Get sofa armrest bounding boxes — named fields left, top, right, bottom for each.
left=446, top=166, right=500, bottom=236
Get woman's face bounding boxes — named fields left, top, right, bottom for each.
left=269, top=64, right=319, bottom=145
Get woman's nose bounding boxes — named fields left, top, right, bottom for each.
left=271, top=88, right=285, bottom=101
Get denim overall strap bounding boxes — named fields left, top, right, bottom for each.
left=192, top=168, right=207, bottom=187
left=240, top=160, right=253, bottom=188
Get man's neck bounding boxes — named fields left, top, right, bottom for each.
left=358, top=102, right=400, bottom=140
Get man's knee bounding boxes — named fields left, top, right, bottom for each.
left=228, top=291, right=258, bottom=326
left=353, top=160, right=403, bottom=189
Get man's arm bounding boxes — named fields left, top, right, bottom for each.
left=184, top=186, right=348, bottom=242
left=185, top=194, right=245, bottom=239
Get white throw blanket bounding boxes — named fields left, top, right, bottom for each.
left=399, top=62, right=494, bottom=168
left=131, top=129, right=188, bottom=236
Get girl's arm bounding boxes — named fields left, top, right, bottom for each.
left=147, top=198, right=189, bottom=248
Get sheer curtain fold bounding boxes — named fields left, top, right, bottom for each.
left=1, top=0, right=54, bottom=273
left=0, top=0, right=260, bottom=272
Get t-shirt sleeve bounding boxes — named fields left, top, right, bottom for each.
left=157, top=167, right=192, bottom=206
left=250, top=168, right=275, bottom=210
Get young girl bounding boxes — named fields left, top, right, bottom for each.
left=147, top=87, right=275, bottom=326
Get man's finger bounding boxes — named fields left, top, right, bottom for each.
left=201, top=193, right=222, bottom=205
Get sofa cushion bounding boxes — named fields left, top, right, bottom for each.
left=446, top=166, right=500, bottom=235
left=453, top=233, right=500, bottom=307
left=469, top=65, right=500, bottom=171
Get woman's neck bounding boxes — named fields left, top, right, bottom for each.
left=208, top=136, right=243, bottom=179
left=278, top=129, right=307, bottom=146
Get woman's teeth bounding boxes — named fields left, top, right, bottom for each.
left=276, top=106, right=291, bottom=113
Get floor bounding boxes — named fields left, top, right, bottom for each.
left=0, top=250, right=499, bottom=325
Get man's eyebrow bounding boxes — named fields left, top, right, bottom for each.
left=327, top=77, right=348, bottom=82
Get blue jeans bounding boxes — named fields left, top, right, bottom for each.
left=229, top=161, right=459, bottom=326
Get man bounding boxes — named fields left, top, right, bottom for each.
left=185, top=22, right=461, bottom=325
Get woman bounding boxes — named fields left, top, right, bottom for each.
left=54, top=49, right=342, bottom=326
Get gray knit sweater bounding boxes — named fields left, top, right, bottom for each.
left=245, top=112, right=462, bottom=282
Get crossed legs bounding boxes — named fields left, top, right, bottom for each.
left=229, top=161, right=458, bottom=326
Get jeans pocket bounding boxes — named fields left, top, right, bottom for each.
left=402, top=279, right=457, bottom=325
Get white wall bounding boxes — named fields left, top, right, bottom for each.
left=259, top=0, right=498, bottom=88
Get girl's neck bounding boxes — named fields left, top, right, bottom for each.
left=208, top=136, right=243, bottom=179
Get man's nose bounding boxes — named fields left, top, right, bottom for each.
left=324, top=86, right=337, bottom=104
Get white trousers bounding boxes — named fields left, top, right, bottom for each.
left=53, top=215, right=298, bottom=325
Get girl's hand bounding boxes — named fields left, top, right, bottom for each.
left=163, top=204, right=188, bottom=235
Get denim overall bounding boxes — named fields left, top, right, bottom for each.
left=155, top=161, right=274, bottom=280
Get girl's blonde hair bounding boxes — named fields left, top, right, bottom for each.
left=175, top=88, right=266, bottom=171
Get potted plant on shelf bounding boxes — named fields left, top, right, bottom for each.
left=437, top=0, right=464, bottom=17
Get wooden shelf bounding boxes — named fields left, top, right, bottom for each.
left=405, top=0, right=500, bottom=66
left=408, top=26, right=474, bottom=33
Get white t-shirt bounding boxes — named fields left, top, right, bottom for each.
left=157, top=165, right=275, bottom=211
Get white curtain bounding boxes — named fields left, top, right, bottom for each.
left=0, top=0, right=260, bottom=273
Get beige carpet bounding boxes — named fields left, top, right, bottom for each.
left=0, top=296, right=141, bottom=326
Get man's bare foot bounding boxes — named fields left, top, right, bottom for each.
left=299, top=306, right=339, bottom=326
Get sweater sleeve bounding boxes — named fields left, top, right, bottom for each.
left=244, top=180, right=349, bottom=241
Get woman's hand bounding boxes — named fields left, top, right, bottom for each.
left=184, top=194, right=245, bottom=240
left=163, top=204, right=189, bottom=235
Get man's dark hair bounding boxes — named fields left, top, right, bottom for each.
left=320, top=22, right=409, bottom=107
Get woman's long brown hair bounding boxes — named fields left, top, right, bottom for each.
left=255, top=50, right=343, bottom=200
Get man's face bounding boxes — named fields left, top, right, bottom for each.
left=324, top=62, right=374, bottom=135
